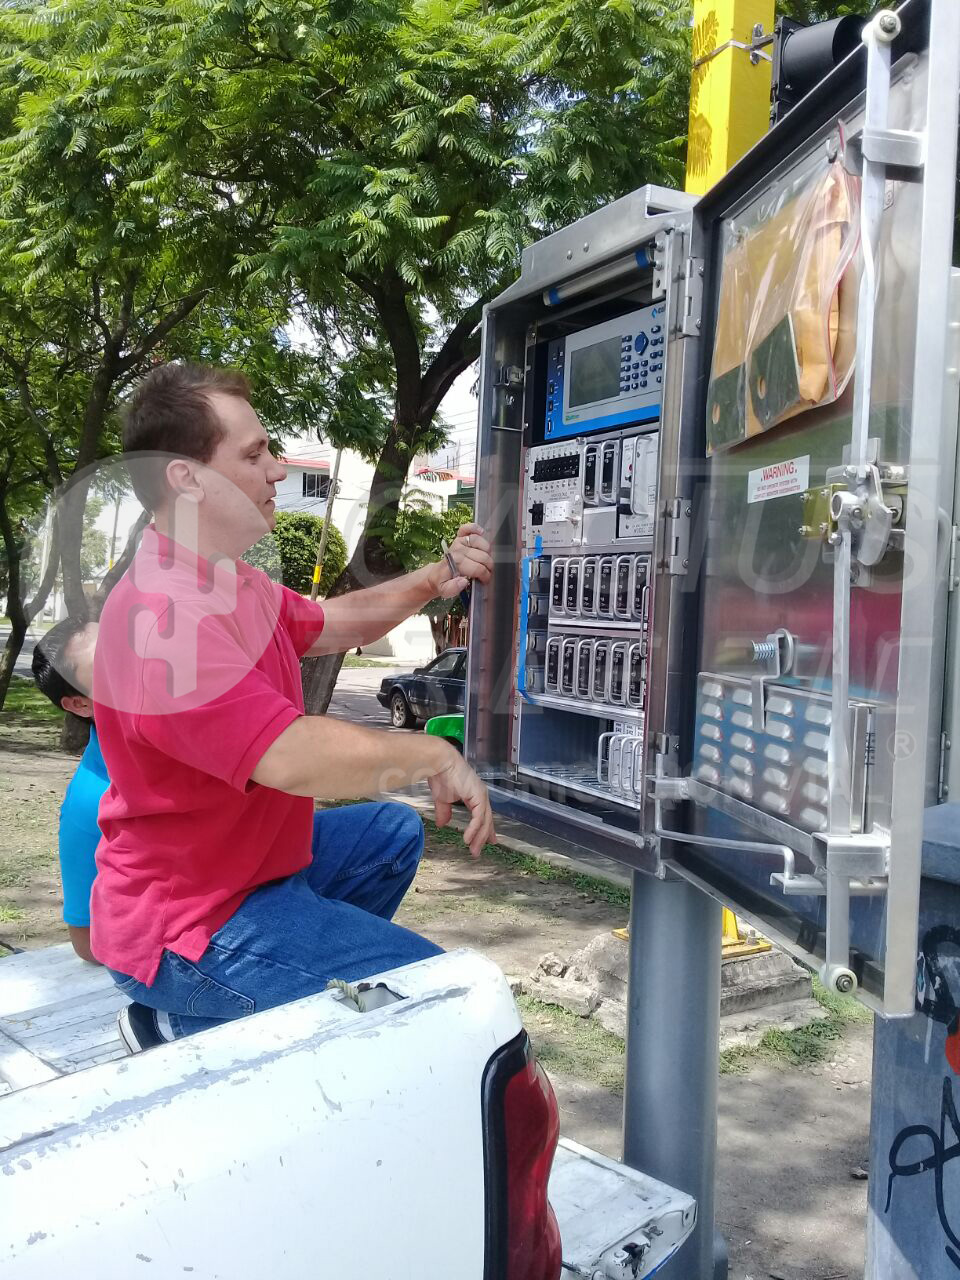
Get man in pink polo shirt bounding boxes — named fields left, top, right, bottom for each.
left=91, top=362, right=495, bottom=1049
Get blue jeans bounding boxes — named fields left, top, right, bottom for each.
left=109, top=802, right=441, bottom=1039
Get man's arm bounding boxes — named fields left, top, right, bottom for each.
left=251, top=715, right=496, bottom=857
left=306, top=523, right=492, bottom=656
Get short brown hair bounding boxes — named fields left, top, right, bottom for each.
left=122, top=362, right=252, bottom=511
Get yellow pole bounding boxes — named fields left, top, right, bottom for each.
left=617, top=4, right=776, bottom=955
left=686, top=0, right=775, bottom=196
left=686, top=0, right=774, bottom=957
left=309, top=448, right=343, bottom=602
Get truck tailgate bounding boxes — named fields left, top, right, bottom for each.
left=550, top=1138, right=696, bottom=1278
left=1, top=944, right=696, bottom=1279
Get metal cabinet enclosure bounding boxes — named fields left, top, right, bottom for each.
left=467, top=0, right=960, bottom=1015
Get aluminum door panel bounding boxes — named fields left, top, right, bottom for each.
left=666, top=0, right=960, bottom=1013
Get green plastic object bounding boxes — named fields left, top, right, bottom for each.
left=424, top=713, right=464, bottom=747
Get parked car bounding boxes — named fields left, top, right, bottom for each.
left=377, top=647, right=466, bottom=728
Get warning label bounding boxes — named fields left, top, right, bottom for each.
left=747, top=455, right=809, bottom=504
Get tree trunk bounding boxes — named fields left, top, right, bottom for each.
left=429, top=614, right=446, bottom=656
left=57, top=470, right=94, bottom=617
left=349, top=426, right=416, bottom=587
left=60, top=711, right=91, bottom=756
left=296, top=269, right=474, bottom=714
left=0, top=489, right=59, bottom=710
left=299, top=427, right=415, bottom=716
left=299, top=555, right=368, bottom=716
left=0, top=621, right=25, bottom=710
left=300, top=650, right=348, bottom=718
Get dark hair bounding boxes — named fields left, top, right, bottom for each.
left=32, top=614, right=92, bottom=709
left=122, top=362, right=252, bottom=511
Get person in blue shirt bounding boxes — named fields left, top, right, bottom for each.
left=31, top=615, right=104, bottom=963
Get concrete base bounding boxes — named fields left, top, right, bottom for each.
left=519, top=931, right=818, bottom=1048
left=719, top=946, right=812, bottom=1014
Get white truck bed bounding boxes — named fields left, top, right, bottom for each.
left=0, top=944, right=127, bottom=1091
left=0, top=945, right=694, bottom=1278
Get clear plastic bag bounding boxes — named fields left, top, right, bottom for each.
left=706, top=154, right=861, bottom=454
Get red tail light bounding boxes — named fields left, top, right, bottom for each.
left=482, top=1031, right=562, bottom=1280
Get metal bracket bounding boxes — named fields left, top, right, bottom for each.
left=692, top=24, right=773, bottom=70
left=816, top=828, right=890, bottom=996
left=652, top=775, right=689, bottom=804
left=680, top=257, right=703, bottom=337
left=829, top=464, right=897, bottom=567
left=845, top=127, right=925, bottom=177
left=663, top=500, right=691, bottom=575
left=769, top=871, right=886, bottom=898
left=651, top=771, right=802, bottom=888
left=749, top=627, right=795, bottom=733
left=813, top=830, right=889, bottom=880
left=495, top=365, right=524, bottom=388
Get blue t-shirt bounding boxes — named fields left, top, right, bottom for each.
left=58, top=726, right=109, bottom=928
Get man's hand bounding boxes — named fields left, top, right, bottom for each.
left=427, top=749, right=496, bottom=858
left=428, top=522, right=493, bottom=600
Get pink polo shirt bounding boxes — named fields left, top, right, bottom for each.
left=90, top=526, right=325, bottom=984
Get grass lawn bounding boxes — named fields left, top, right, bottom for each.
left=2, top=675, right=62, bottom=723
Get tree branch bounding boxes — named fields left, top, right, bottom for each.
left=352, top=274, right=422, bottom=429
left=418, top=291, right=492, bottom=418
left=112, top=272, right=139, bottom=350
left=90, top=277, right=112, bottom=346
left=25, top=507, right=60, bottom=625
left=116, top=288, right=208, bottom=373
left=418, top=330, right=483, bottom=426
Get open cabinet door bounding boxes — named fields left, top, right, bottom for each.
left=661, top=0, right=960, bottom=1014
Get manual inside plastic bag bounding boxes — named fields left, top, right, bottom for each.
left=706, top=154, right=861, bottom=454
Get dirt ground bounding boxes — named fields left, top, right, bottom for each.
left=0, top=693, right=871, bottom=1280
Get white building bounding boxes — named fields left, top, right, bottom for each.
left=278, top=443, right=474, bottom=559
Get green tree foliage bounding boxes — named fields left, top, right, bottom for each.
left=245, top=511, right=348, bottom=597
left=88, top=0, right=688, bottom=708
left=34, top=0, right=690, bottom=589
left=776, top=2, right=873, bottom=21
left=0, top=5, right=335, bottom=704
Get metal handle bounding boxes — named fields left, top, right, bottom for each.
left=597, top=732, right=617, bottom=785
left=620, top=737, right=639, bottom=798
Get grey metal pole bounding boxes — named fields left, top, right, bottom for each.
left=622, top=872, right=724, bottom=1280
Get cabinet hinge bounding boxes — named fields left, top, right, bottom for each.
left=680, top=257, right=704, bottom=337
left=939, top=731, right=952, bottom=803
left=664, top=499, right=692, bottom=575
left=949, top=524, right=960, bottom=592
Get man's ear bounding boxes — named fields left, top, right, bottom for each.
left=61, top=694, right=94, bottom=719
left=165, top=458, right=203, bottom=502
